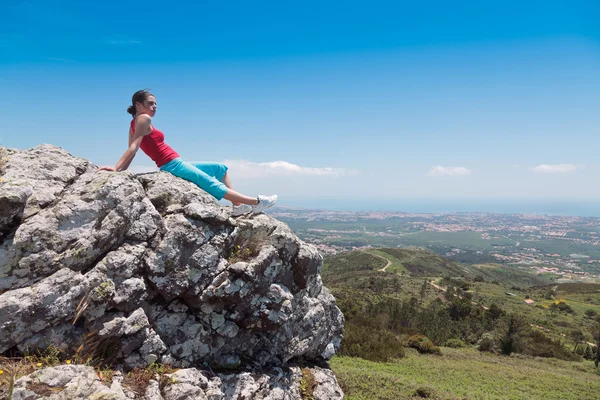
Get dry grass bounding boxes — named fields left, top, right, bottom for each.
left=299, top=368, right=317, bottom=400
left=123, top=363, right=178, bottom=396
left=0, top=146, right=7, bottom=174
left=1, top=350, right=179, bottom=398
left=228, top=233, right=265, bottom=263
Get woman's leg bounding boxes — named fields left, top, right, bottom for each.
left=161, top=159, right=229, bottom=200
left=223, top=189, right=259, bottom=205
left=163, top=159, right=260, bottom=205
left=221, top=172, right=241, bottom=205
left=190, top=162, right=242, bottom=205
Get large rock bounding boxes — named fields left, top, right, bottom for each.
left=0, top=145, right=344, bottom=399
left=10, top=364, right=344, bottom=400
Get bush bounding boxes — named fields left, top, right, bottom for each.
left=445, top=338, right=466, bottom=348
left=586, top=309, right=598, bottom=318
left=478, top=333, right=496, bottom=352
left=414, top=385, right=438, bottom=398
left=407, top=334, right=428, bottom=348
left=406, top=334, right=441, bottom=355
left=418, top=340, right=442, bottom=355
left=556, top=301, right=574, bottom=314
left=524, top=330, right=581, bottom=361
left=339, top=317, right=406, bottom=362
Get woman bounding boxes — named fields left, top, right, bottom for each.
left=99, top=89, right=277, bottom=216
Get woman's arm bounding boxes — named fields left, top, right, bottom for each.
left=99, top=115, right=153, bottom=172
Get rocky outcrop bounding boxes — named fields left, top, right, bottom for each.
left=0, top=145, right=344, bottom=399
left=10, top=364, right=342, bottom=400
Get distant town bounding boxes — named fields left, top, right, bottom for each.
left=271, top=207, right=600, bottom=281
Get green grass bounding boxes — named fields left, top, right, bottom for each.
left=365, top=249, right=408, bottom=274
left=395, top=231, right=515, bottom=251
left=378, top=248, right=470, bottom=277
left=468, top=263, right=551, bottom=288
left=331, top=348, right=600, bottom=400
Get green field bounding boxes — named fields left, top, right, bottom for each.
left=331, top=349, right=600, bottom=400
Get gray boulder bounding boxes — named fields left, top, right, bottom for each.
left=0, top=144, right=344, bottom=399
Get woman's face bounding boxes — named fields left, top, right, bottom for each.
left=136, top=95, right=157, bottom=117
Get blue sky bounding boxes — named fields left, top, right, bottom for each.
left=1, top=1, right=599, bottom=209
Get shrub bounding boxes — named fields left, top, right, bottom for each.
left=418, top=340, right=441, bottom=355
left=474, top=275, right=485, bottom=282
left=227, top=234, right=264, bottom=263
left=407, top=334, right=427, bottom=348
left=585, top=309, right=598, bottom=318
left=584, top=345, right=595, bottom=360
left=406, top=334, right=441, bottom=355
left=414, top=385, right=438, bottom=398
left=556, top=301, right=574, bottom=314
left=339, top=317, right=405, bottom=362
left=478, top=333, right=496, bottom=352
left=299, top=368, right=316, bottom=400
left=524, top=330, right=581, bottom=361
left=445, top=338, right=466, bottom=348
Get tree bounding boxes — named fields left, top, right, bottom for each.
left=570, top=329, right=586, bottom=352
left=584, top=345, right=594, bottom=361
left=444, top=284, right=455, bottom=301
left=592, top=323, right=600, bottom=367
left=499, top=314, right=527, bottom=356
left=419, top=279, right=429, bottom=304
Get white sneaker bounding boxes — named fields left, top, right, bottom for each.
left=252, top=195, right=278, bottom=214
left=231, top=204, right=252, bottom=217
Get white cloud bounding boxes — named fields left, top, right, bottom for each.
left=223, top=160, right=357, bottom=178
left=530, top=164, right=577, bottom=173
left=106, top=36, right=142, bottom=45
left=427, top=166, right=472, bottom=177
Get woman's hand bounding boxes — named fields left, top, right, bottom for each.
left=97, top=166, right=116, bottom=172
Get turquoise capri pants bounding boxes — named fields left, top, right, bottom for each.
left=160, top=158, right=229, bottom=200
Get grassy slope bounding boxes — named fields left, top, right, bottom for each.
left=469, top=263, right=551, bottom=288
left=331, top=348, right=600, bottom=400
left=378, top=248, right=471, bottom=277
left=365, top=249, right=408, bottom=274
left=326, top=249, right=598, bottom=341
left=324, top=249, right=600, bottom=399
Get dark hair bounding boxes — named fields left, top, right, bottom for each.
left=127, top=89, right=153, bottom=116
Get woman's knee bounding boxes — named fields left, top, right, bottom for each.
left=217, top=163, right=229, bottom=180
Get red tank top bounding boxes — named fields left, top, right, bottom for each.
left=130, top=118, right=180, bottom=168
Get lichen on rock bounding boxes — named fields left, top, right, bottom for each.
left=0, top=144, right=345, bottom=399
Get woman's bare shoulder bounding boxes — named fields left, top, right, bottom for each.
left=134, top=114, right=152, bottom=124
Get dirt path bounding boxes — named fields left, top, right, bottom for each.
left=366, top=251, right=392, bottom=272
left=366, top=250, right=418, bottom=272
